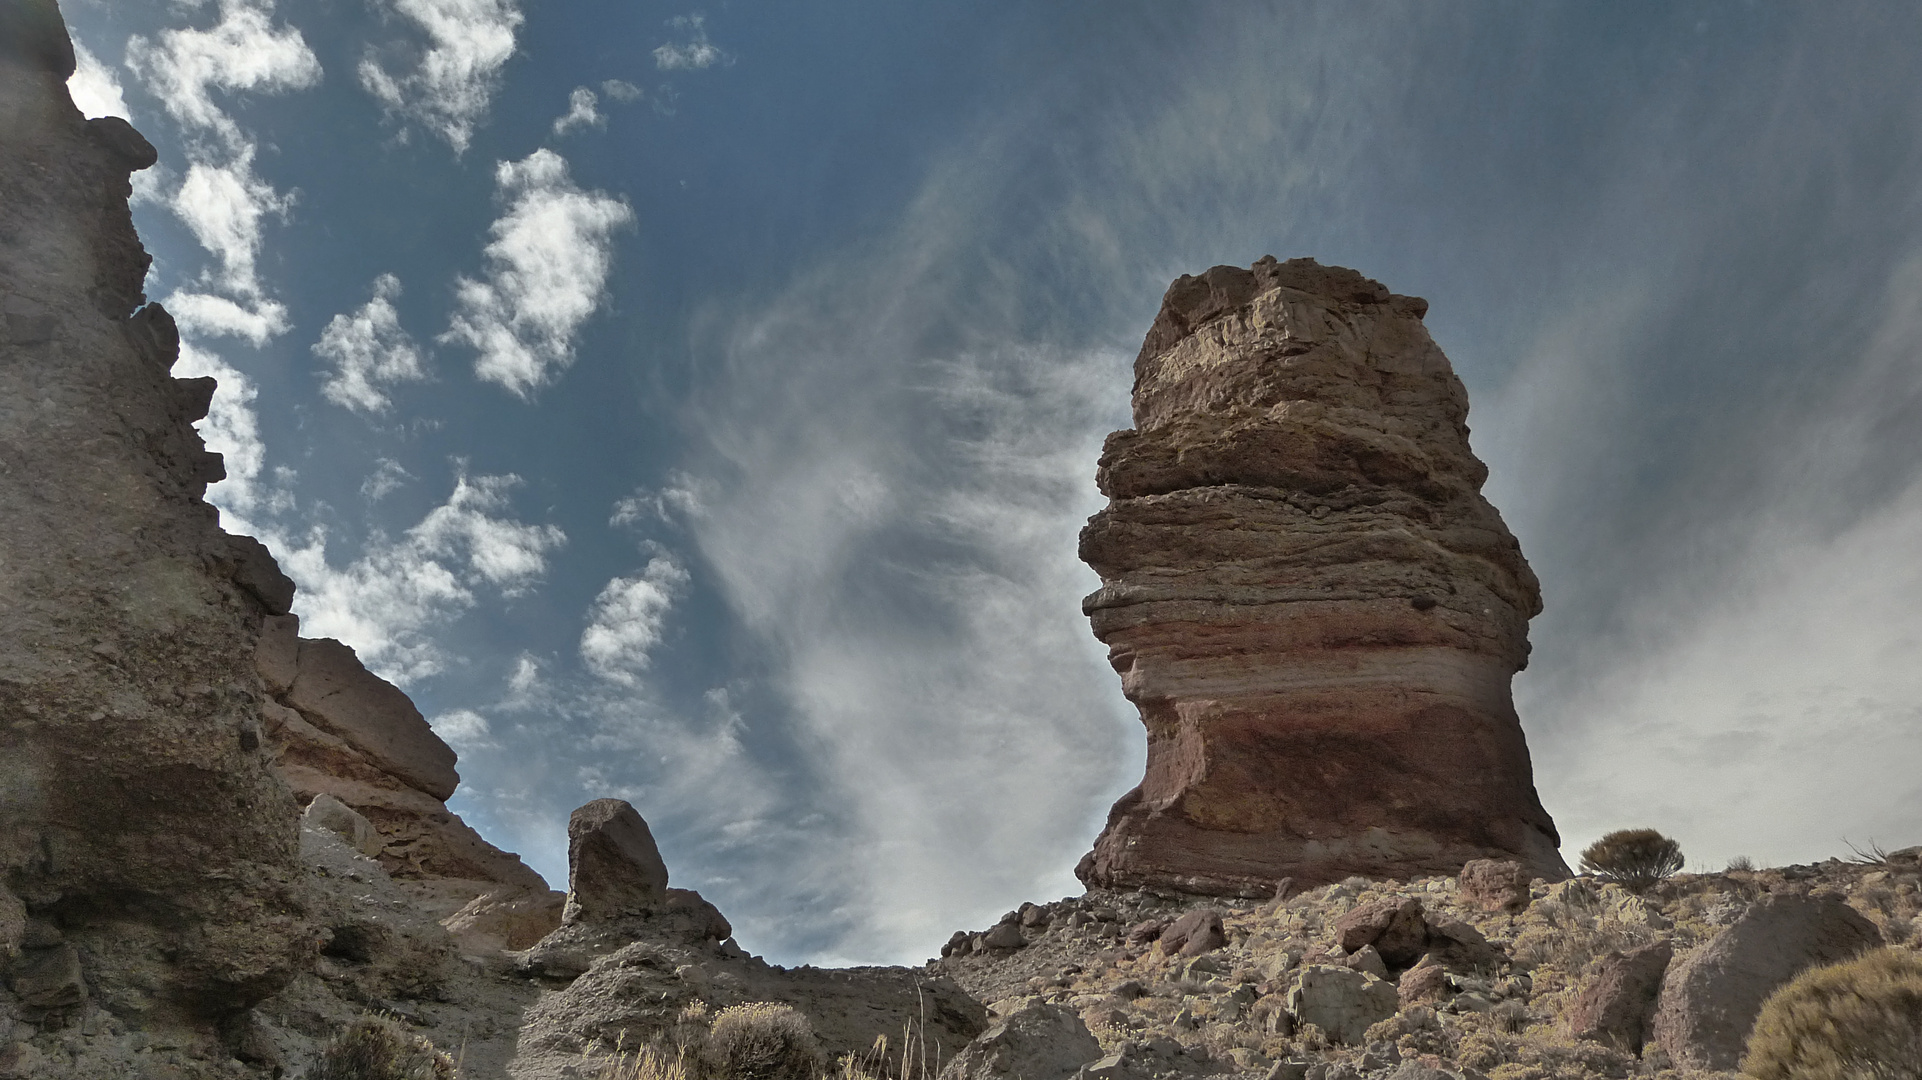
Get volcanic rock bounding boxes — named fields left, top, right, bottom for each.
left=1566, top=940, right=1671, bottom=1053
left=1287, top=964, right=1398, bottom=1045
left=1333, top=897, right=1427, bottom=967
left=1651, top=891, right=1881, bottom=1070
left=0, top=5, right=313, bottom=1032
left=562, top=798, right=672, bottom=924
left=1077, top=256, right=1568, bottom=895
left=1458, top=859, right=1533, bottom=913
left=937, top=1002, right=1102, bottom=1080
left=1158, top=908, right=1227, bottom=956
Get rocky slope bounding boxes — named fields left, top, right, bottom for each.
left=1078, top=257, right=1567, bottom=896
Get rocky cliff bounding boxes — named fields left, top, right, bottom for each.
left=1077, top=257, right=1568, bottom=896
left=0, top=0, right=314, bottom=1051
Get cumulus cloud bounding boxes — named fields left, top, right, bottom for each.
left=551, top=86, right=602, bottom=136
left=600, top=79, right=642, bottom=103
left=67, top=42, right=129, bottom=120
left=314, top=274, right=428, bottom=412
left=359, top=0, right=522, bottom=154
left=361, top=458, right=413, bottom=501
left=168, top=149, right=294, bottom=297
left=580, top=557, right=690, bottom=685
left=125, top=0, right=320, bottom=147
left=653, top=14, right=724, bottom=71
left=165, top=291, right=290, bottom=346
left=430, top=708, right=498, bottom=752
left=441, top=150, right=634, bottom=397
left=277, top=472, right=566, bottom=682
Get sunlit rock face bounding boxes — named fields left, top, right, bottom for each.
left=1076, top=256, right=1568, bottom=895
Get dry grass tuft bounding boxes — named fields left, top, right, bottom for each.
left=304, top=1016, right=455, bottom=1080
left=1743, top=946, right=1922, bottom=1080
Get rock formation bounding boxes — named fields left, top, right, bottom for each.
left=0, top=1, right=313, bottom=1045
left=1076, top=256, right=1569, bottom=896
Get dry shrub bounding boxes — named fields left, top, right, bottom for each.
left=702, top=1003, right=822, bottom=1080
left=304, top=1017, right=454, bottom=1080
left=1742, top=947, right=1922, bottom=1080
left=600, top=1045, right=692, bottom=1080
left=1578, top=829, right=1684, bottom=891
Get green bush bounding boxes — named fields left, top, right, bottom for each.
left=1743, top=947, right=1922, bottom=1080
left=701, top=1003, right=821, bottom=1080
left=1577, top=829, right=1683, bottom=890
left=304, top=1017, right=455, bottom=1080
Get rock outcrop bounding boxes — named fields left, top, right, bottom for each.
left=256, top=614, right=559, bottom=929
left=1076, top=256, right=1567, bottom=895
left=0, top=2, right=313, bottom=1054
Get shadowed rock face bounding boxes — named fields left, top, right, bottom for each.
left=0, top=5, right=311, bottom=1023
left=1076, top=256, right=1568, bottom=895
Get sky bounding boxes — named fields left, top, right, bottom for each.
left=57, top=0, right=1922, bottom=965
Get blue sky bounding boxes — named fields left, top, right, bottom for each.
left=60, top=0, right=1922, bottom=965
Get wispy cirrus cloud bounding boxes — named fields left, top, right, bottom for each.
left=359, top=0, right=522, bottom=154
left=315, top=273, right=428, bottom=413
left=653, top=14, right=725, bottom=71
left=442, top=149, right=634, bottom=397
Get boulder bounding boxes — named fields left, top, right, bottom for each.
left=1397, top=957, right=1448, bottom=1007
left=939, top=1002, right=1103, bottom=1080
left=443, top=886, right=566, bottom=954
left=982, top=921, right=1026, bottom=949
left=1286, top=964, right=1398, bottom=1045
left=1344, top=944, right=1389, bottom=979
left=1076, top=257, right=1568, bottom=895
left=286, top=637, right=459, bottom=800
left=1566, top=940, right=1671, bottom=1053
left=1458, top=859, right=1532, bottom=913
left=8, top=942, right=85, bottom=1016
left=1334, top=897, right=1427, bottom=967
left=1159, top=908, right=1227, bottom=956
left=562, top=798, right=670, bottom=924
left=302, top=792, right=385, bottom=858
left=1651, top=892, right=1881, bottom=1069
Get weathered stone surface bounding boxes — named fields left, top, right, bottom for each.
left=1651, top=892, right=1881, bottom=1070
left=1334, top=898, right=1429, bottom=968
left=0, top=8, right=312, bottom=1032
left=1076, top=257, right=1568, bottom=894
left=285, top=637, right=458, bottom=800
left=938, top=1002, right=1103, bottom=1080
left=1459, top=859, right=1533, bottom=913
left=1158, top=907, right=1226, bottom=956
left=1566, top=940, right=1671, bottom=1053
left=253, top=612, right=300, bottom=695
left=443, top=886, right=566, bottom=954
left=1287, top=964, right=1398, bottom=1045
left=563, top=799, right=671, bottom=924
left=1397, top=957, right=1447, bottom=1007
left=302, top=792, right=385, bottom=857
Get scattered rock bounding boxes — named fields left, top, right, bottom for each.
left=443, top=886, right=566, bottom=955
left=8, top=942, right=85, bottom=1016
left=302, top=792, right=385, bottom=858
left=1286, top=965, right=1398, bottom=1045
left=983, top=922, right=1027, bottom=950
left=1397, top=957, right=1448, bottom=1007
left=1458, top=859, right=1532, bottom=913
left=1652, top=892, right=1882, bottom=1070
left=1334, top=897, right=1427, bottom=966
left=1159, top=907, right=1227, bottom=956
left=1344, top=944, right=1389, bottom=979
left=562, top=798, right=671, bottom=924
left=940, top=1002, right=1103, bottom=1080
left=1566, top=940, right=1671, bottom=1053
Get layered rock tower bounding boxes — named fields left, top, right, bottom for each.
left=1077, top=257, right=1568, bottom=895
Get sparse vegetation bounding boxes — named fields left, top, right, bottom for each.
left=1743, top=946, right=1922, bottom=1080
left=304, top=1017, right=455, bottom=1080
left=1578, top=828, right=1684, bottom=890
left=701, top=1003, right=823, bottom=1080
left=1726, top=854, right=1756, bottom=872
left=599, top=1045, right=693, bottom=1080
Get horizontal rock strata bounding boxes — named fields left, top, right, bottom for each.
left=1078, top=256, right=1568, bottom=895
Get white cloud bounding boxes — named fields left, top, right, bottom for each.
left=277, top=472, right=566, bottom=682
left=609, top=476, right=704, bottom=529
left=551, top=86, right=602, bottom=136
left=580, top=556, right=690, bottom=685
left=600, top=79, right=642, bottom=102
left=125, top=0, right=320, bottom=148
left=441, top=149, right=634, bottom=397
left=169, top=148, right=294, bottom=296
left=166, top=291, right=290, bottom=345
left=314, top=273, right=428, bottom=412
left=653, top=14, right=724, bottom=71
left=359, top=0, right=522, bottom=154
left=430, top=708, right=497, bottom=752
left=68, top=42, right=130, bottom=120
left=361, top=458, right=413, bottom=501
